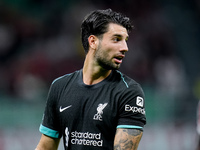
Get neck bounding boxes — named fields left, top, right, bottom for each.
left=82, top=53, right=111, bottom=85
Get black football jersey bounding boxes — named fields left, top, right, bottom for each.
left=40, top=69, right=146, bottom=150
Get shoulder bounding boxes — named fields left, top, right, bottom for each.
left=114, top=70, right=143, bottom=89
left=51, top=70, right=80, bottom=86
left=112, top=70, right=145, bottom=99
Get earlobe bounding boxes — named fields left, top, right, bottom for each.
left=88, top=35, right=97, bottom=50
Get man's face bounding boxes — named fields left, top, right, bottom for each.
left=94, top=23, right=129, bottom=70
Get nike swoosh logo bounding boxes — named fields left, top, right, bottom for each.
left=59, top=105, right=72, bottom=112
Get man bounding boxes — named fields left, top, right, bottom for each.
left=35, top=9, right=146, bottom=150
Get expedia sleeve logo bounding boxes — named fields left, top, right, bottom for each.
left=136, top=96, right=144, bottom=107
left=125, top=96, right=145, bottom=115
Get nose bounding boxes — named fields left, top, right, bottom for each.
left=120, top=40, right=128, bottom=53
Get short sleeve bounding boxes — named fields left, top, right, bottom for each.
left=117, top=83, right=146, bottom=130
left=39, top=81, right=61, bottom=138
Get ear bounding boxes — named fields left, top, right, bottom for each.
left=88, top=35, right=98, bottom=50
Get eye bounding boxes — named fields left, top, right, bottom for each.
left=113, top=37, right=120, bottom=42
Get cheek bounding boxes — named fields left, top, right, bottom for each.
left=102, top=48, right=113, bottom=59
left=98, top=42, right=117, bottom=58
left=103, top=43, right=116, bottom=53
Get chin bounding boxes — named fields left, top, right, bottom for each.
left=100, top=62, right=121, bottom=70
left=115, top=64, right=121, bottom=69
left=111, top=66, right=120, bottom=70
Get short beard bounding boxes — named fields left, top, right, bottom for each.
left=95, top=48, right=120, bottom=70
left=97, top=58, right=120, bottom=70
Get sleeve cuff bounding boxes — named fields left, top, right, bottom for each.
left=39, top=124, right=60, bottom=138
left=117, top=125, right=143, bottom=130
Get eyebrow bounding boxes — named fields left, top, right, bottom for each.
left=113, top=34, right=129, bottom=40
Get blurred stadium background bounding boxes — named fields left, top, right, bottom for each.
left=0, top=0, right=199, bottom=149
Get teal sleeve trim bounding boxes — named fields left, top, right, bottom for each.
left=116, top=70, right=129, bottom=88
left=117, top=125, right=143, bottom=129
left=39, top=124, right=60, bottom=138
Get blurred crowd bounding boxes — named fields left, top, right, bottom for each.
left=0, top=0, right=200, bottom=122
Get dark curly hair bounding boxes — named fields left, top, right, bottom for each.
left=81, top=9, right=133, bottom=54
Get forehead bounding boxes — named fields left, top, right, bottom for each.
left=106, top=23, right=128, bottom=37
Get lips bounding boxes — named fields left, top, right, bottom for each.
left=114, top=55, right=125, bottom=64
